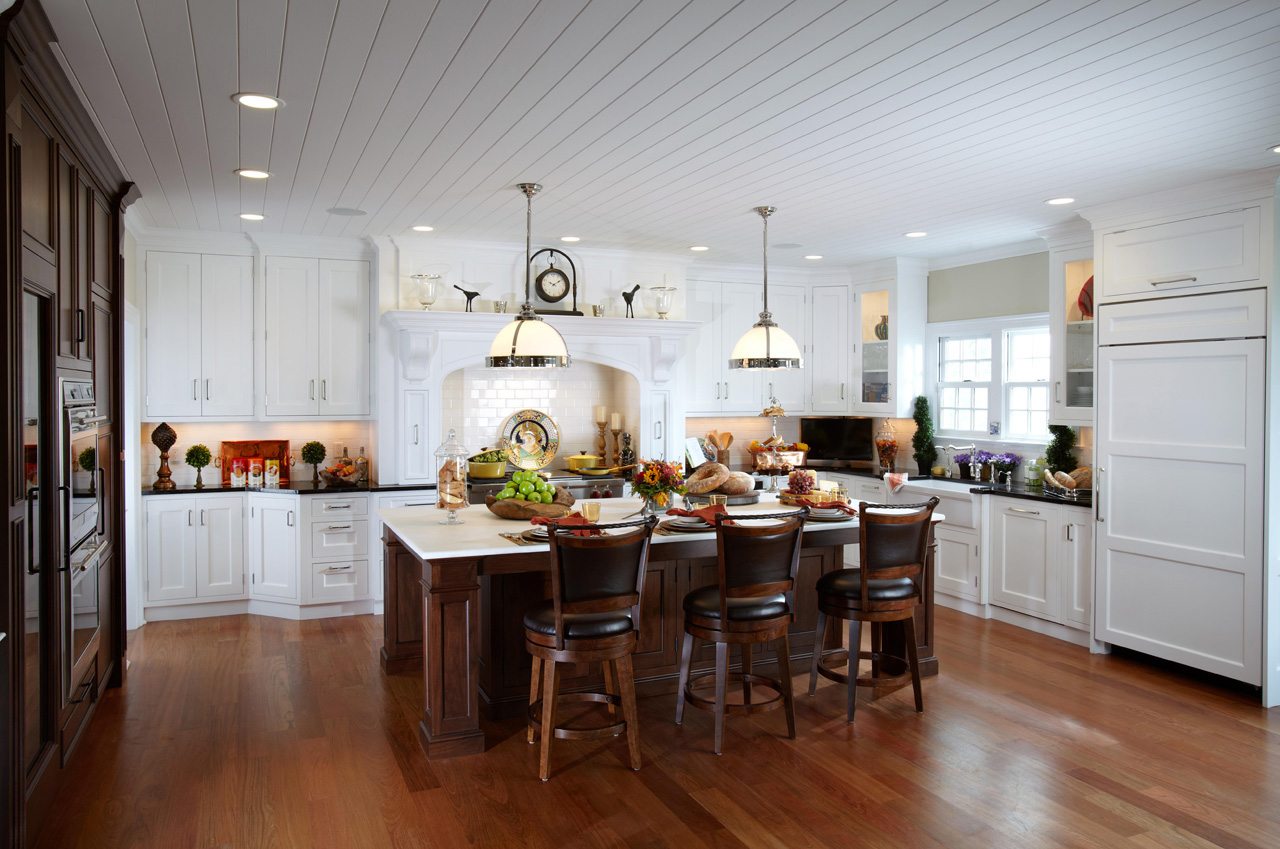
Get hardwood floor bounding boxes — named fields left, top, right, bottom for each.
left=31, top=608, right=1280, bottom=849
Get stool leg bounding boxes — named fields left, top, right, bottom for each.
left=903, top=615, right=923, bottom=713
left=713, top=642, right=729, bottom=755
left=603, top=660, right=617, bottom=717
left=741, top=644, right=753, bottom=706
left=616, top=654, right=642, bottom=771
left=527, top=656, right=543, bottom=744
left=847, top=618, right=862, bottom=723
left=675, top=632, right=694, bottom=725
left=538, top=660, right=559, bottom=781
left=871, top=621, right=882, bottom=680
left=808, top=609, right=827, bottom=695
left=775, top=633, right=795, bottom=739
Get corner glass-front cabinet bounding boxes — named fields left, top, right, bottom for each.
left=1049, top=239, right=1095, bottom=424
left=858, top=287, right=891, bottom=408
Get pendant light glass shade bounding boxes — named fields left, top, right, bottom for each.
left=729, top=206, right=803, bottom=370
left=486, top=182, right=572, bottom=368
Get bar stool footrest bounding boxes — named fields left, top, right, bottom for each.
left=683, top=671, right=785, bottom=716
left=529, top=692, right=627, bottom=741
left=814, top=649, right=913, bottom=689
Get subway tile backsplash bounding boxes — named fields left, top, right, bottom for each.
left=443, top=363, right=638, bottom=461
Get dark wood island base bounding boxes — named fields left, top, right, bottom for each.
left=381, top=521, right=938, bottom=759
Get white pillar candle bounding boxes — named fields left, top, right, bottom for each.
left=594, top=405, right=607, bottom=424
left=610, top=412, right=621, bottom=430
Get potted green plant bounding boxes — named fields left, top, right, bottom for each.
left=185, top=444, right=212, bottom=489
left=911, top=395, right=937, bottom=477
left=1046, top=425, right=1077, bottom=473
left=301, top=441, right=327, bottom=482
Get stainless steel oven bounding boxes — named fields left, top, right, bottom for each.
left=62, top=379, right=104, bottom=558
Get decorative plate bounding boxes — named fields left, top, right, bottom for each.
left=501, top=409, right=560, bottom=471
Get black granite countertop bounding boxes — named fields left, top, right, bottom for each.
left=969, top=483, right=1092, bottom=508
left=142, top=480, right=437, bottom=496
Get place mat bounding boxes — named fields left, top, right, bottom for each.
left=500, top=531, right=545, bottom=547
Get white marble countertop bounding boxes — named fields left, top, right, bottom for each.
left=380, top=494, right=941, bottom=562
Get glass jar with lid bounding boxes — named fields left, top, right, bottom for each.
left=874, top=421, right=898, bottom=474
left=435, top=428, right=469, bottom=524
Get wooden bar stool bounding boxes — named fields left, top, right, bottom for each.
left=674, top=508, right=808, bottom=755
left=524, top=516, right=657, bottom=781
left=808, top=498, right=938, bottom=722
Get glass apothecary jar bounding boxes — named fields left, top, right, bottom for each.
left=874, top=421, right=898, bottom=474
left=435, top=428, right=469, bottom=524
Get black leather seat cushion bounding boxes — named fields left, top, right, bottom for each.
left=522, top=601, right=634, bottom=639
left=816, top=568, right=916, bottom=602
left=682, top=585, right=789, bottom=621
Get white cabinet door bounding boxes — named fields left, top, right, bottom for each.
left=761, top=283, right=807, bottom=412
left=809, top=285, right=850, bottom=412
left=248, top=495, right=299, bottom=601
left=199, top=255, right=254, bottom=417
left=990, top=501, right=1057, bottom=619
left=145, top=498, right=197, bottom=601
left=195, top=496, right=244, bottom=598
left=264, top=257, right=319, bottom=417
left=144, top=252, right=203, bottom=418
left=401, top=390, right=432, bottom=483
left=1095, top=338, right=1263, bottom=684
left=853, top=479, right=884, bottom=505
left=1099, top=207, right=1260, bottom=301
left=685, top=281, right=724, bottom=413
left=934, top=526, right=979, bottom=601
left=648, top=389, right=671, bottom=462
left=1061, top=511, right=1092, bottom=629
left=317, top=259, right=370, bottom=415
left=721, top=282, right=763, bottom=413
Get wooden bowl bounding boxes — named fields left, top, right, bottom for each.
left=485, top=488, right=576, bottom=521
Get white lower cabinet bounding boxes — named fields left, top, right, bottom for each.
left=302, top=494, right=371, bottom=605
left=934, top=526, right=979, bottom=602
left=247, top=493, right=299, bottom=601
left=372, top=490, right=437, bottom=603
left=145, top=498, right=199, bottom=601
left=146, top=495, right=245, bottom=603
left=195, top=496, right=245, bottom=598
left=986, top=496, right=1092, bottom=630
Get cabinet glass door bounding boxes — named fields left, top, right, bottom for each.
left=1062, top=259, right=1094, bottom=412
left=858, top=288, right=891, bottom=405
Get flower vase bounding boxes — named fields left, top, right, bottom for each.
left=639, top=496, right=660, bottom=518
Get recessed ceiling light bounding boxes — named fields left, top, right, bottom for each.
left=232, top=93, right=283, bottom=110
left=689, top=245, right=710, bottom=251
left=904, top=231, right=927, bottom=238
left=326, top=207, right=366, bottom=216
left=412, top=225, right=434, bottom=232
left=1271, top=144, right=1280, bottom=154
left=1044, top=197, right=1076, bottom=205
left=560, top=236, right=580, bottom=242
left=235, top=168, right=269, bottom=180
left=804, top=255, right=823, bottom=260
left=239, top=212, right=265, bottom=221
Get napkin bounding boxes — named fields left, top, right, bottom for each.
left=530, top=513, right=602, bottom=537
left=665, top=505, right=736, bottom=526
left=885, top=472, right=909, bottom=494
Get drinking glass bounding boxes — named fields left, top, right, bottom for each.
left=493, top=299, right=508, bottom=313
left=412, top=274, right=441, bottom=310
left=581, top=501, right=601, bottom=522
left=708, top=493, right=728, bottom=507
left=592, top=304, right=606, bottom=317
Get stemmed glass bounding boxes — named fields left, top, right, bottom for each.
left=648, top=286, right=676, bottom=319
left=412, top=274, right=441, bottom=310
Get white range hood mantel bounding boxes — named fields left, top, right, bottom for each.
left=382, top=311, right=699, bottom=383
left=377, top=310, right=699, bottom=485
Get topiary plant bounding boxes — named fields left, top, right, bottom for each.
left=301, top=441, right=327, bottom=482
left=911, top=395, right=937, bottom=476
left=185, top=443, right=212, bottom=488
left=1045, top=425, right=1077, bottom=473
left=77, top=446, right=96, bottom=473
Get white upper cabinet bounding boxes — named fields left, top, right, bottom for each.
left=758, top=283, right=807, bottom=412
left=809, top=285, right=851, bottom=412
left=686, top=280, right=762, bottom=415
left=849, top=261, right=927, bottom=418
left=1097, top=206, right=1261, bottom=302
left=721, top=281, right=765, bottom=413
left=1043, top=223, right=1095, bottom=425
left=199, top=255, right=254, bottom=417
left=144, top=252, right=204, bottom=418
left=264, top=256, right=370, bottom=418
left=145, top=252, right=253, bottom=419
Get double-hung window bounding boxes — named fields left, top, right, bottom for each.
left=937, top=336, right=991, bottom=435
left=1003, top=327, right=1050, bottom=440
left=933, top=321, right=1051, bottom=441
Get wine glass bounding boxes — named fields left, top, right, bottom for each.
left=412, top=274, right=441, bottom=311
left=648, top=286, right=676, bottom=319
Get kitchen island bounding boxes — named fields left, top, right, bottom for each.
left=380, top=496, right=940, bottom=759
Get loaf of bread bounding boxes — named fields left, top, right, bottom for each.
left=1053, top=470, right=1077, bottom=490
left=717, top=471, right=755, bottom=495
left=1069, top=466, right=1092, bottom=489
left=686, top=462, right=730, bottom=494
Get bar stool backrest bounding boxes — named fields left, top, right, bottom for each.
left=856, top=498, right=939, bottom=608
left=547, top=516, right=658, bottom=648
left=713, top=509, right=808, bottom=620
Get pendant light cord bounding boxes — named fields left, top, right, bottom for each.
left=761, top=211, right=769, bottom=316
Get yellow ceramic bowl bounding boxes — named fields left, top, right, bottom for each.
left=468, top=460, right=507, bottom=479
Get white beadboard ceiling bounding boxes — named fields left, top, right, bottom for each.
left=42, top=0, right=1280, bottom=263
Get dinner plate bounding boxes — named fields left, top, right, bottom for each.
left=525, top=525, right=550, bottom=538
left=805, top=512, right=854, bottom=523
left=669, top=516, right=712, bottom=528
left=658, top=519, right=712, bottom=533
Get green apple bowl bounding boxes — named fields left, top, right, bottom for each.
left=468, top=460, right=507, bottom=479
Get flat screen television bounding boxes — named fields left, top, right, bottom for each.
left=799, top=417, right=874, bottom=467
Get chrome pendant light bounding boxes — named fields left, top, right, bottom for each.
left=729, top=206, right=803, bottom=370
left=486, top=183, right=571, bottom=368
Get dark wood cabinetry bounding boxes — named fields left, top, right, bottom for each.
left=1, top=3, right=137, bottom=847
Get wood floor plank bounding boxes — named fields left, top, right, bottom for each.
left=28, top=609, right=1280, bottom=849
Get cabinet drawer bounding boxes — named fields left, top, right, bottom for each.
left=1098, top=288, right=1265, bottom=346
left=310, top=495, right=368, bottom=519
left=309, top=559, right=370, bottom=603
left=1099, top=207, right=1260, bottom=300
left=310, top=519, right=368, bottom=560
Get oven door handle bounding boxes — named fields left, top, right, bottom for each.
left=26, top=486, right=38, bottom=575
left=79, top=415, right=109, bottom=425
left=58, top=484, right=71, bottom=572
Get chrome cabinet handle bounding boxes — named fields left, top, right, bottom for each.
left=188, top=509, right=193, bottom=526
left=723, top=382, right=728, bottom=400
left=321, top=565, right=353, bottom=574
left=654, top=420, right=663, bottom=440
left=205, top=379, right=211, bottom=401
left=714, top=382, right=719, bottom=400
left=1009, top=507, right=1039, bottom=515
left=321, top=379, right=327, bottom=400
left=1150, top=275, right=1196, bottom=286
left=287, top=511, right=295, bottom=527
left=323, top=503, right=351, bottom=510
left=1096, top=467, right=1104, bottom=523
left=413, top=424, right=420, bottom=445
left=327, top=524, right=352, bottom=531
left=1055, top=381, right=1061, bottom=404
left=310, top=379, right=316, bottom=400
left=840, top=382, right=845, bottom=400
left=404, top=501, right=432, bottom=507
left=199, top=509, right=205, bottom=526
left=1066, top=523, right=1074, bottom=542
left=192, top=378, right=198, bottom=400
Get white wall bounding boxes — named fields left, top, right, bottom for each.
left=928, top=251, right=1049, bottom=322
